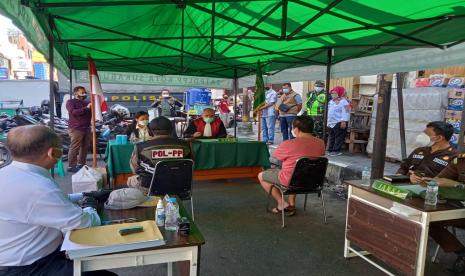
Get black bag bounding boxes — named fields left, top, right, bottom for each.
left=278, top=103, right=297, bottom=112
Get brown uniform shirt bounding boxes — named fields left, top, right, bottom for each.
left=397, top=146, right=458, bottom=178
left=437, top=153, right=465, bottom=182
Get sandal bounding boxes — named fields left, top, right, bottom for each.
left=271, top=206, right=296, bottom=217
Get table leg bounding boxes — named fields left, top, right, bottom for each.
left=344, top=185, right=352, bottom=258
left=167, top=262, right=173, bottom=276
left=416, top=212, right=431, bottom=276
left=190, top=246, right=199, bottom=276
left=196, top=246, right=201, bottom=276
left=73, top=260, right=81, bottom=276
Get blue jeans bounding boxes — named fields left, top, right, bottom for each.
left=261, top=116, right=276, bottom=143
left=280, top=116, right=296, bottom=140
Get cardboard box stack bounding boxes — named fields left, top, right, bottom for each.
left=446, top=88, right=465, bottom=147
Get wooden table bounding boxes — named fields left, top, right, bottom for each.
left=344, top=180, right=465, bottom=276
left=71, top=198, right=205, bottom=276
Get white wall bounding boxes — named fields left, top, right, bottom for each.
left=290, top=81, right=304, bottom=97
left=0, top=80, right=49, bottom=107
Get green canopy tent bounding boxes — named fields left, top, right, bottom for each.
left=2, top=0, right=465, bottom=176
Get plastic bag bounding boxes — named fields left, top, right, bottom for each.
left=71, top=165, right=103, bottom=193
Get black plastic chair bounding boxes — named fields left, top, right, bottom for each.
left=266, top=157, right=329, bottom=227
left=143, top=159, right=195, bottom=220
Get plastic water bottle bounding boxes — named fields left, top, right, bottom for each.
left=165, top=198, right=179, bottom=231
left=361, top=166, right=371, bottom=186
left=155, top=199, right=165, bottom=227
left=425, top=180, right=439, bottom=206
left=170, top=197, right=180, bottom=220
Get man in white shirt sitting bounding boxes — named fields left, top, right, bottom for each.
left=0, top=125, right=112, bottom=276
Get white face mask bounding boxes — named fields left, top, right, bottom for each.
left=138, top=120, right=149, bottom=126
left=203, top=117, right=214, bottom=124
left=415, top=132, right=434, bottom=147
left=283, top=88, right=290, bottom=94
left=162, top=93, right=170, bottom=98
left=331, top=93, right=338, bottom=99
left=314, top=87, right=324, bottom=92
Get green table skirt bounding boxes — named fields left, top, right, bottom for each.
left=105, top=139, right=271, bottom=177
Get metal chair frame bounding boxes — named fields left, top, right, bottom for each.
left=266, top=157, right=329, bottom=227
left=143, top=159, right=195, bottom=221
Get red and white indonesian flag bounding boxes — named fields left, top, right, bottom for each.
left=88, top=57, right=108, bottom=121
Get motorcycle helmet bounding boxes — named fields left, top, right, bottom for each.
left=110, top=104, right=130, bottom=119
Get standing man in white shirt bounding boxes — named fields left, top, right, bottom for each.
left=0, top=125, right=110, bottom=276
left=259, top=85, right=278, bottom=145
left=326, top=86, right=350, bottom=156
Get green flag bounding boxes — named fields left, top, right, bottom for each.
left=253, top=60, right=266, bottom=114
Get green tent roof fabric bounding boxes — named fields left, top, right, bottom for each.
left=2, top=0, right=465, bottom=79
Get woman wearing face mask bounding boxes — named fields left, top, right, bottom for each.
left=397, top=121, right=457, bottom=184
left=326, top=86, right=350, bottom=156
left=125, top=111, right=153, bottom=142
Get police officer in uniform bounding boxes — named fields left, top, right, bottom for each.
left=301, top=80, right=326, bottom=139
left=130, top=116, right=191, bottom=188
left=426, top=154, right=465, bottom=273
left=397, top=121, right=457, bottom=183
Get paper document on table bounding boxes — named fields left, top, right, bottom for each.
left=62, top=220, right=165, bottom=258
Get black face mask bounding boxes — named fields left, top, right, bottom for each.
left=77, top=95, right=87, bottom=100
left=265, top=87, right=270, bottom=91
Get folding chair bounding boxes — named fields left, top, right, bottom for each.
left=143, top=159, right=195, bottom=220
left=266, top=157, right=329, bottom=227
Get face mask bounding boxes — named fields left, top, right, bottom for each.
left=138, top=120, right=148, bottom=126
left=415, top=132, right=434, bottom=147
left=283, top=88, right=290, bottom=94
left=162, top=93, right=170, bottom=98
left=265, top=87, right=270, bottom=91
left=331, top=93, right=338, bottom=99
left=223, top=96, right=228, bottom=99
left=203, top=117, right=214, bottom=124
left=77, top=94, right=87, bottom=100
left=291, top=129, right=297, bottom=138
left=315, top=87, right=324, bottom=92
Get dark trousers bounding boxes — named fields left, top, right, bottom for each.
left=429, top=219, right=465, bottom=253
left=280, top=116, right=296, bottom=141
left=0, top=247, right=116, bottom=276
left=68, top=128, right=92, bottom=168
left=327, top=122, right=345, bottom=153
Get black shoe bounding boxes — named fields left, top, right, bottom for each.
left=446, top=256, right=465, bottom=274
left=77, top=164, right=86, bottom=169
left=67, top=167, right=80, bottom=173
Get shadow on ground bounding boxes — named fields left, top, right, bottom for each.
left=56, top=165, right=455, bottom=275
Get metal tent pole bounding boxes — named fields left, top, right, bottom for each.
left=371, top=74, right=393, bottom=178
left=459, top=96, right=465, bottom=152
left=233, top=68, right=238, bottom=137
left=396, top=73, right=407, bottom=159
left=48, top=15, right=56, bottom=178
left=323, top=48, right=332, bottom=142
left=69, top=68, right=73, bottom=97
left=48, top=16, right=55, bottom=131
